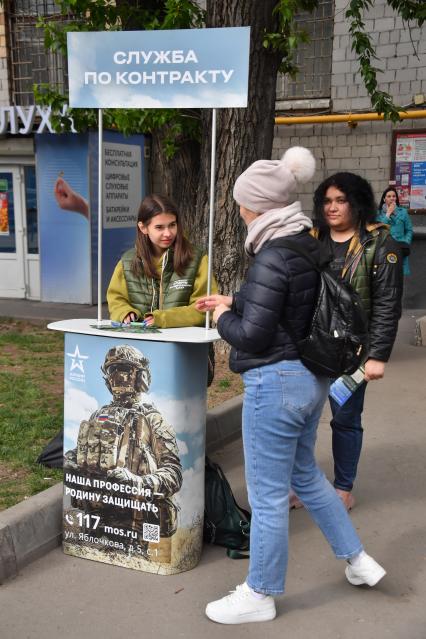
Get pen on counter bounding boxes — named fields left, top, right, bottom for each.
left=130, top=320, right=148, bottom=327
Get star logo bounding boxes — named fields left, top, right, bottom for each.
left=66, top=345, right=89, bottom=374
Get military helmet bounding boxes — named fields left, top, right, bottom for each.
left=102, top=345, right=151, bottom=393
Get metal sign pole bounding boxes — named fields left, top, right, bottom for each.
left=205, top=107, right=217, bottom=330
left=97, top=108, right=103, bottom=323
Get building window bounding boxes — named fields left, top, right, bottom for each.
left=6, top=0, right=69, bottom=105
left=276, top=0, right=334, bottom=100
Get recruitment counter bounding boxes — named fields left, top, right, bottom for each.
left=48, top=319, right=219, bottom=575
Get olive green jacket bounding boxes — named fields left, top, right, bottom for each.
left=107, top=247, right=217, bottom=327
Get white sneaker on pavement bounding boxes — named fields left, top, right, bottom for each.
left=345, top=552, right=386, bottom=586
left=205, top=582, right=276, bottom=624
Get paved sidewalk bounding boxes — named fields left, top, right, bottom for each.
left=0, top=310, right=425, bottom=639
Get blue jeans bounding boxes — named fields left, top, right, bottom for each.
left=242, top=360, right=363, bottom=595
left=329, top=381, right=367, bottom=492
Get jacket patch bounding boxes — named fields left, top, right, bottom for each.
left=386, top=253, right=398, bottom=264
left=169, top=279, right=191, bottom=290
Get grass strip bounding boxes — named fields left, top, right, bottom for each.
left=0, top=318, right=242, bottom=510
left=0, top=320, right=64, bottom=510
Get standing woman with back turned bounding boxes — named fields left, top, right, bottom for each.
left=107, top=194, right=217, bottom=328
left=196, top=147, right=386, bottom=625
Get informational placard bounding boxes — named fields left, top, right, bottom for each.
left=103, top=142, right=141, bottom=229
left=62, top=333, right=207, bottom=575
left=67, top=27, right=250, bottom=109
left=391, top=130, right=426, bottom=212
left=88, top=130, right=144, bottom=303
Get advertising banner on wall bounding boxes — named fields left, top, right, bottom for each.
left=102, top=141, right=142, bottom=229
left=37, top=134, right=92, bottom=303
left=392, top=131, right=426, bottom=212
left=36, top=131, right=144, bottom=304
left=67, top=27, right=250, bottom=109
left=62, top=332, right=207, bottom=574
left=88, top=130, right=145, bottom=303
left=0, top=179, right=9, bottom=236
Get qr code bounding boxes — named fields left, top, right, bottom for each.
left=143, top=523, right=160, bottom=543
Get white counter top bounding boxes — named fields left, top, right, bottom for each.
left=47, top=319, right=220, bottom=344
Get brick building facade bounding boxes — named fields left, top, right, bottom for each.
left=0, top=9, right=9, bottom=104
left=272, top=0, right=426, bottom=305
left=273, top=0, right=426, bottom=209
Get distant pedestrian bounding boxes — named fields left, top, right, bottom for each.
left=377, top=187, right=413, bottom=275
left=197, top=150, right=387, bottom=625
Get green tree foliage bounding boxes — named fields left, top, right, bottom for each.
left=36, top=0, right=205, bottom=156
left=34, top=0, right=426, bottom=142
left=346, top=0, right=425, bottom=122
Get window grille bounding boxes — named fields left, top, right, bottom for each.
left=6, top=0, right=69, bottom=105
left=276, top=0, right=334, bottom=100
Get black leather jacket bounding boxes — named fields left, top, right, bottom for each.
left=314, top=225, right=403, bottom=362
left=217, top=231, right=320, bottom=373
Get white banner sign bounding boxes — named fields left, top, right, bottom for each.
left=67, top=27, right=250, bottom=109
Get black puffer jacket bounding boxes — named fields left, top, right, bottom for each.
left=217, top=231, right=320, bottom=373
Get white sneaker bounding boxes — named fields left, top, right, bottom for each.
left=345, top=552, right=386, bottom=586
left=205, top=583, right=276, bottom=624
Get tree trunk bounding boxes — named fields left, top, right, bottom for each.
left=150, top=2, right=282, bottom=297
left=150, top=130, right=200, bottom=225
left=193, top=1, right=282, bottom=294
left=115, top=0, right=201, bottom=223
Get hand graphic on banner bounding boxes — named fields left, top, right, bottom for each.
left=54, top=176, right=89, bottom=219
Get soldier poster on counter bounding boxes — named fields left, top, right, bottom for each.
left=62, top=333, right=208, bottom=574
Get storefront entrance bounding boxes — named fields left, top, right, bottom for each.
left=0, top=166, right=39, bottom=299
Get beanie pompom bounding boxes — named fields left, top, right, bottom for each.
left=280, top=147, right=315, bottom=184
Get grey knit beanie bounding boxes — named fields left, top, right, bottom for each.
left=233, top=146, right=316, bottom=213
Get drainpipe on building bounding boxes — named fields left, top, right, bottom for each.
left=275, top=110, right=426, bottom=126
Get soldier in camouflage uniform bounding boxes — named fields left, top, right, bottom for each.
left=64, top=345, right=183, bottom=551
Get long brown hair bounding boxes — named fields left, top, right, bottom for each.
left=132, top=194, right=193, bottom=279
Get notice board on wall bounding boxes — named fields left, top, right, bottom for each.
left=391, top=130, right=426, bottom=213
